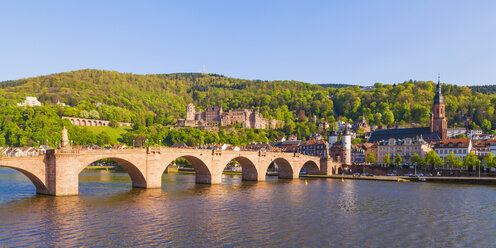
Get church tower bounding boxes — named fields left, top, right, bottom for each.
left=430, top=77, right=447, bottom=140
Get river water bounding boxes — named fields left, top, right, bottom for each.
left=1, top=167, right=496, bottom=247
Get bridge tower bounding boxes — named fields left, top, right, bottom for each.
left=342, top=128, right=352, bottom=164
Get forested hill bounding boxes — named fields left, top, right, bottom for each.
left=0, top=69, right=495, bottom=147
left=0, top=69, right=331, bottom=125
left=469, top=85, right=496, bottom=95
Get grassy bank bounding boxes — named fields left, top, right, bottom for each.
left=85, top=126, right=132, bottom=144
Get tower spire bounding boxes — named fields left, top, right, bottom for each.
left=434, top=74, right=443, bottom=105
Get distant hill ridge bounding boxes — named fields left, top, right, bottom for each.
left=0, top=69, right=495, bottom=131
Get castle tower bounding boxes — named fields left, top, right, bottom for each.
left=430, top=77, right=447, bottom=140
left=186, top=103, right=196, bottom=121
left=342, top=128, right=352, bottom=164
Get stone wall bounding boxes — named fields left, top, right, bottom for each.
left=62, top=116, right=132, bottom=127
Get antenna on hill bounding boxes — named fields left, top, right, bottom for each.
left=203, top=64, right=206, bottom=74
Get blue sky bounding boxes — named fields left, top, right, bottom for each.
left=1, top=0, right=495, bottom=85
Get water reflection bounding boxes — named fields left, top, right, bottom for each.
left=2, top=168, right=496, bottom=247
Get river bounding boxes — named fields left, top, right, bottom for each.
left=1, top=167, right=495, bottom=247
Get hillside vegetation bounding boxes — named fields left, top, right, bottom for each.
left=0, top=70, right=495, bottom=147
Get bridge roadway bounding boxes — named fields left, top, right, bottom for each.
left=0, top=147, right=340, bottom=196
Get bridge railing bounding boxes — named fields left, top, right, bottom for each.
left=0, top=145, right=324, bottom=159
left=0, top=149, right=47, bottom=158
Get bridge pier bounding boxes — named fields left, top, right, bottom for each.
left=319, top=156, right=337, bottom=176
left=44, top=150, right=79, bottom=196
left=144, top=157, right=165, bottom=189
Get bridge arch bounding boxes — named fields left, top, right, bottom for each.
left=163, top=155, right=212, bottom=184
left=78, top=157, right=147, bottom=188
left=0, top=166, right=48, bottom=194
left=265, top=157, right=294, bottom=179
left=223, top=156, right=258, bottom=181
left=300, top=160, right=320, bottom=175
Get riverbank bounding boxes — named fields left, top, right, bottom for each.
left=301, top=174, right=496, bottom=185
left=301, top=175, right=407, bottom=182
left=85, top=166, right=118, bottom=170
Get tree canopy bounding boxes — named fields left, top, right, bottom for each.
left=1, top=70, right=496, bottom=147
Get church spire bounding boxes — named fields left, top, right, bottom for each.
left=434, top=74, right=443, bottom=105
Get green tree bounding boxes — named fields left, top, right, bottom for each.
left=79, top=110, right=90, bottom=118
left=425, top=150, right=443, bottom=169
left=383, top=154, right=392, bottom=166
left=88, top=110, right=100, bottom=119
left=481, top=119, right=492, bottom=133
left=109, top=120, right=120, bottom=128
left=411, top=152, right=421, bottom=165
left=382, top=110, right=395, bottom=127
left=366, top=153, right=376, bottom=164
left=395, top=153, right=402, bottom=167
left=463, top=152, right=481, bottom=169
left=444, top=151, right=457, bottom=168
left=484, top=153, right=495, bottom=168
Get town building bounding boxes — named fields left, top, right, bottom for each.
left=297, top=139, right=329, bottom=157
left=363, top=142, right=378, bottom=164
left=466, top=129, right=484, bottom=139
left=309, top=133, right=324, bottom=141
left=433, top=138, right=472, bottom=161
left=472, top=134, right=496, bottom=140
left=270, top=134, right=302, bottom=153
left=377, top=137, right=431, bottom=165
left=353, top=115, right=371, bottom=134
left=471, top=139, right=496, bottom=159
left=317, top=121, right=330, bottom=130
left=17, top=96, right=41, bottom=107
left=336, top=120, right=352, bottom=132
left=351, top=144, right=366, bottom=164
left=447, top=128, right=467, bottom=138
left=244, top=142, right=274, bottom=152
left=177, top=103, right=283, bottom=129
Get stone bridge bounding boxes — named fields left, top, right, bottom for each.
left=0, top=147, right=341, bottom=196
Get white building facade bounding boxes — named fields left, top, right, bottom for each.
left=17, top=96, right=41, bottom=107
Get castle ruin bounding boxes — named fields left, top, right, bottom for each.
left=178, top=103, right=283, bottom=129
